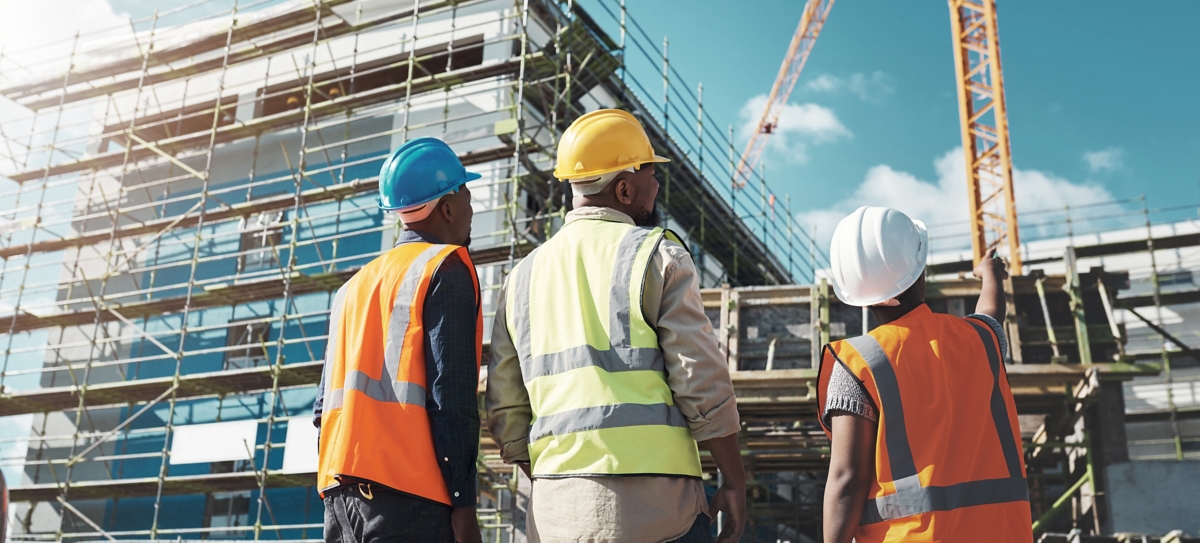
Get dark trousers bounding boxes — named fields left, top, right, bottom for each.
left=667, top=515, right=713, bottom=543
left=324, top=483, right=453, bottom=543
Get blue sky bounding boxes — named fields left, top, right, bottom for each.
left=581, top=0, right=1200, bottom=249
left=4, top=0, right=1198, bottom=251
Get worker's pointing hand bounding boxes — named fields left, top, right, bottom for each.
left=972, top=249, right=1009, bottom=282
left=709, top=483, right=747, bottom=543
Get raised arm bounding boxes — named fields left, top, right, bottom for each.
left=973, top=249, right=1010, bottom=322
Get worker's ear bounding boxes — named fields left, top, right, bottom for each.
left=436, top=195, right=454, bottom=222
left=612, top=175, right=634, bottom=205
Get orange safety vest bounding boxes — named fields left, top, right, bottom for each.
left=317, top=241, right=482, bottom=504
left=817, top=305, right=1033, bottom=543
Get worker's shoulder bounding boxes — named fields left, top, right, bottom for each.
left=960, top=312, right=1001, bottom=329
left=425, top=249, right=477, bottom=293
left=899, top=309, right=997, bottom=344
left=353, top=242, right=470, bottom=282
left=930, top=309, right=1000, bottom=336
left=435, top=247, right=468, bottom=269
left=659, top=228, right=691, bottom=251
left=657, top=228, right=692, bottom=260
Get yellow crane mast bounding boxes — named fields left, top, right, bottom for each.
left=949, top=0, right=1023, bottom=272
left=744, top=0, right=1024, bottom=273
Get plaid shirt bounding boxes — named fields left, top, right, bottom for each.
left=314, top=229, right=480, bottom=507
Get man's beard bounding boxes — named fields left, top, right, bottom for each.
left=462, top=227, right=472, bottom=248
left=633, top=205, right=662, bottom=228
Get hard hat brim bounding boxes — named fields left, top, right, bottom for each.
left=830, top=264, right=927, bottom=307
left=377, top=172, right=481, bottom=211
left=552, top=155, right=671, bottom=180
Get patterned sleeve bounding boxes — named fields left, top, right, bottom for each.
left=965, top=313, right=1008, bottom=359
left=423, top=254, right=481, bottom=507
left=822, top=362, right=878, bottom=428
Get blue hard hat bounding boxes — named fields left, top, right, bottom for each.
left=377, top=137, right=482, bottom=211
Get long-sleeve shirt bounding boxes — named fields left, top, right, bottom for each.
left=486, top=206, right=741, bottom=543
left=314, top=229, right=480, bottom=508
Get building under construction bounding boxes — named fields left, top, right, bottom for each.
left=0, top=0, right=1196, bottom=542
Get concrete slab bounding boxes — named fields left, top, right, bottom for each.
left=1105, top=461, right=1200, bottom=535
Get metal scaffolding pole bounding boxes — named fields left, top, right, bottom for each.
left=1142, top=195, right=1184, bottom=461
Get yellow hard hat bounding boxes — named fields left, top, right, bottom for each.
left=553, top=109, right=670, bottom=180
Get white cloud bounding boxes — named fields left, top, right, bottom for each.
left=804, top=71, right=894, bottom=101
left=798, top=147, right=1115, bottom=251
left=806, top=74, right=842, bottom=93
left=738, top=94, right=851, bottom=164
left=848, top=71, right=894, bottom=101
left=0, top=0, right=134, bottom=174
left=0, top=0, right=130, bottom=84
left=1083, top=147, right=1123, bottom=172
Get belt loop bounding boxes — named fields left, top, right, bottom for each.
left=358, top=482, right=373, bottom=500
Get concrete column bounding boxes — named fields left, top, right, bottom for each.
left=1088, top=380, right=1129, bottom=534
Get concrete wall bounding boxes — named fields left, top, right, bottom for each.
left=1105, top=461, right=1200, bottom=535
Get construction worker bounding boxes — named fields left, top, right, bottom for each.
left=817, top=206, right=1033, bottom=543
left=486, top=109, right=747, bottom=543
left=313, top=137, right=484, bottom=543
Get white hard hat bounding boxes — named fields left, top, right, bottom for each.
left=829, top=206, right=928, bottom=307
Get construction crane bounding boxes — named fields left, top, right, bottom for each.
left=740, top=0, right=1022, bottom=273
left=733, top=0, right=834, bottom=188
left=948, top=0, right=1022, bottom=272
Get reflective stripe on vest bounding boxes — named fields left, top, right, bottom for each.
left=324, top=244, right=444, bottom=411
left=507, top=220, right=701, bottom=478
left=510, top=226, right=666, bottom=382
left=528, top=403, right=689, bottom=443
left=845, top=323, right=1029, bottom=525
left=318, top=241, right=482, bottom=504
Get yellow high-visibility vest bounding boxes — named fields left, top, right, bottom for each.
left=505, top=217, right=702, bottom=478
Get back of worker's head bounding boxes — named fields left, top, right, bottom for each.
left=571, top=165, right=665, bottom=226
left=829, top=206, right=928, bottom=308
left=378, top=137, right=480, bottom=246
left=554, top=109, right=671, bottom=225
